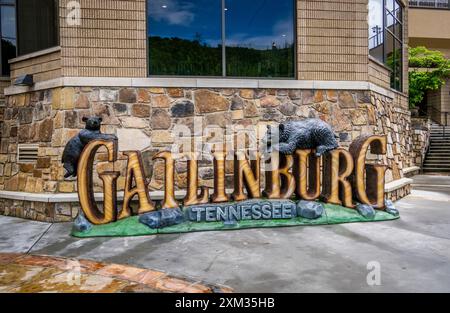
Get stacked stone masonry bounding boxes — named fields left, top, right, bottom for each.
left=410, top=117, right=431, bottom=167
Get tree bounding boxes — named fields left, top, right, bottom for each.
left=408, top=46, right=450, bottom=109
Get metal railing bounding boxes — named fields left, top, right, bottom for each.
left=369, top=30, right=383, bottom=50
left=409, top=0, right=450, bottom=8
left=418, top=107, right=449, bottom=136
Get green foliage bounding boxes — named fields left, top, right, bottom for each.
left=409, top=46, right=450, bottom=109
left=148, top=36, right=294, bottom=78
left=386, top=47, right=402, bottom=91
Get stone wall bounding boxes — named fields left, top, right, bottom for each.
left=411, top=117, right=431, bottom=167
left=386, top=184, right=411, bottom=202
left=0, top=199, right=79, bottom=223
left=0, top=86, right=413, bottom=196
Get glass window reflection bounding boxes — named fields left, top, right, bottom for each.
left=147, top=0, right=295, bottom=78
left=225, top=0, right=295, bottom=78
left=0, top=0, right=16, bottom=76
left=368, top=0, right=403, bottom=91
left=148, top=0, right=222, bottom=76
left=369, top=0, right=384, bottom=62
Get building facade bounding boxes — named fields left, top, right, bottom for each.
left=409, top=0, right=450, bottom=124
left=0, top=0, right=420, bottom=222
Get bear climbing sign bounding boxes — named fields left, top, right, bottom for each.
left=67, top=118, right=400, bottom=237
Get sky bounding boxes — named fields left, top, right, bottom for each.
left=1, top=5, right=16, bottom=40
left=147, top=0, right=295, bottom=50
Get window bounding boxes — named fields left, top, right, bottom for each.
left=0, top=0, right=16, bottom=76
left=147, top=0, right=295, bottom=78
left=16, top=0, right=58, bottom=56
left=369, top=0, right=404, bottom=91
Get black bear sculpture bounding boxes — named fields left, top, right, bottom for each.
left=62, top=117, right=118, bottom=178
left=263, top=119, right=339, bottom=157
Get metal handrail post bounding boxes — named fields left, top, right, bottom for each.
left=445, top=112, right=448, bottom=137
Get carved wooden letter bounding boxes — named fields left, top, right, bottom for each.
left=119, top=151, right=155, bottom=220
left=263, top=153, right=295, bottom=199
left=184, top=153, right=209, bottom=206
left=78, top=139, right=119, bottom=225
left=322, top=149, right=355, bottom=208
left=99, top=171, right=120, bottom=222
left=212, top=151, right=229, bottom=203
left=153, top=151, right=179, bottom=209
left=232, top=152, right=261, bottom=201
left=294, top=149, right=321, bottom=201
left=350, top=135, right=387, bottom=209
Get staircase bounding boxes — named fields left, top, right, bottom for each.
left=423, top=123, right=450, bottom=173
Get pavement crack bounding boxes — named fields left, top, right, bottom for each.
left=26, top=223, right=53, bottom=254
left=204, top=253, right=220, bottom=272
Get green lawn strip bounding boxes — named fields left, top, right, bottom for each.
left=71, top=203, right=399, bottom=238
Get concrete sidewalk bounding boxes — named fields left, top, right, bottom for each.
left=1, top=174, right=450, bottom=292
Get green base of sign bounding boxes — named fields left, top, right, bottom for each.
left=71, top=203, right=399, bottom=238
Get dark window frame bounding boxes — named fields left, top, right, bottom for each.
left=146, top=0, right=297, bottom=79
left=0, top=0, right=17, bottom=77
left=369, top=0, right=404, bottom=92
left=16, top=0, right=59, bottom=57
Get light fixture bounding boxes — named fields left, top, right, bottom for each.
left=162, top=5, right=167, bottom=8
left=13, top=74, right=34, bottom=87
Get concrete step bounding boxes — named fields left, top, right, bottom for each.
left=430, top=134, right=450, bottom=137
left=430, top=135, right=450, bottom=140
left=424, top=162, right=450, bottom=166
left=426, top=154, right=450, bottom=158
left=425, top=156, right=450, bottom=160
left=424, top=157, right=450, bottom=161
left=428, top=149, right=450, bottom=153
left=423, top=168, right=450, bottom=173
left=423, top=164, right=450, bottom=167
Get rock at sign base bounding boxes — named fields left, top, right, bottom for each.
left=139, top=208, right=185, bottom=229
left=356, top=204, right=376, bottom=219
left=296, top=201, right=324, bottom=219
left=73, top=212, right=93, bottom=233
left=385, top=199, right=399, bottom=216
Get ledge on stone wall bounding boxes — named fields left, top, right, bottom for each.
left=1, top=178, right=413, bottom=203
left=403, top=166, right=421, bottom=176
left=385, top=178, right=414, bottom=193
left=3, top=76, right=396, bottom=99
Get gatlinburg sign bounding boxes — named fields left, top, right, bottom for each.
left=63, top=118, right=399, bottom=237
